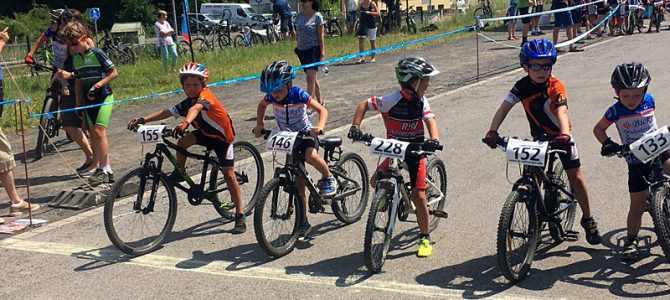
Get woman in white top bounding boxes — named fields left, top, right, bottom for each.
left=155, top=10, right=178, bottom=72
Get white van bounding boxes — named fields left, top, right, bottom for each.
left=200, top=3, right=260, bottom=27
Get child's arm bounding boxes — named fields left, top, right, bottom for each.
left=308, top=99, right=328, bottom=137
left=254, top=99, right=269, bottom=138
left=555, top=106, right=571, bottom=135
left=488, top=101, right=513, bottom=132
left=127, top=109, right=172, bottom=130
left=593, top=118, right=612, bottom=144
left=351, top=99, right=369, bottom=126
left=425, top=117, right=439, bottom=141
left=26, top=33, right=47, bottom=59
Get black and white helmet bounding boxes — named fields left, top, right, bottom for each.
left=611, top=62, right=651, bottom=90
left=395, top=56, right=440, bottom=84
left=51, top=9, right=66, bottom=23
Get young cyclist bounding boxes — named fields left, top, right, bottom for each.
left=347, top=56, right=442, bottom=257
left=482, top=39, right=602, bottom=246
left=27, top=9, right=72, bottom=97
left=127, top=62, right=247, bottom=234
left=58, top=21, right=117, bottom=186
left=593, top=62, right=660, bottom=260
left=254, top=60, right=337, bottom=240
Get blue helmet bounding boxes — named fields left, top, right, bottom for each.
left=260, top=60, right=296, bottom=93
left=519, top=39, right=557, bottom=66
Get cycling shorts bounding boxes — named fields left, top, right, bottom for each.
left=193, top=130, right=234, bottom=167
left=518, top=7, right=532, bottom=24
left=60, top=92, right=82, bottom=127
left=627, top=151, right=670, bottom=193
left=377, top=155, right=426, bottom=190
left=84, top=94, right=113, bottom=129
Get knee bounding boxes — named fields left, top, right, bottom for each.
left=90, top=126, right=106, bottom=138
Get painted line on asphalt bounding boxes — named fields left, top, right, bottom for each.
left=0, top=238, right=532, bottom=300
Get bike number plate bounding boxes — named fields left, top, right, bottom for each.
left=629, top=126, right=670, bottom=163
left=266, top=131, right=298, bottom=154
left=136, top=125, right=166, bottom=144
left=505, top=138, right=548, bottom=167
left=369, top=138, right=409, bottom=159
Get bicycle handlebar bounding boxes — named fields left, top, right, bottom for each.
left=254, top=128, right=324, bottom=140
left=353, top=132, right=444, bottom=154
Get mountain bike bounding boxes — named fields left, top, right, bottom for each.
left=402, top=6, right=418, bottom=34
left=355, top=133, right=447, bottom=274
left=104, top=125, right=264, bottom=256
left=100, top=31, right=137, bottom=65
left=234, top=24, right=266, bottom=47
left=650, top=1, right=664, bottom=32
left=625, top=5, right=644, bottom=34
left=489, top=135, right=578, bottom=283
left=607, top=126, right=670, bottom=262
left=254, top=129, right=369, bottom=258
left=473, top=0, right=494, bottom=20
left=323, top=9, right=344, bottom=37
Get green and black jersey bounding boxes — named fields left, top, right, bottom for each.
left=64, top=47, right=115, bottom=101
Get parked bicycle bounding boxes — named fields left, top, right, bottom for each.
left=625, top=4, right=644, bottom=34
left=473, top=0, right=493, bottom=20
left=355, top=132, right=447, bottom=274
left=322, top=9, right=344, bottom=37
left=100, top=31, right=137, bottom=65
left=490, top=135, right=578, bottom=283
left=402, top=5, right=418, bottom=34
left=234, top=23, right=267, bottom=47
left=254, top=129, right=369, bottom=258
left=104, top=125, right=264, bottom=256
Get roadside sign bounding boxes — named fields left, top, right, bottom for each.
left=89, top=7, right=101, bottom=21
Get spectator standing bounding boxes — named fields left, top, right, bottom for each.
left=517, top=0, right=535, bottom=46
left=295, top=0, right=326, bottom=106
left=356, top=0, right=379, bottom=63
left=506, top=0, right=519, bottom=40
left=346, top=0, right=358, bottom=35
left=531, top=0, right=545, bottom=35
left=552, top=0, right=582, bottom=52
left=0, top=28, right=41, bottom=225
left=155, top=10, right=178, bottom=72
left=272, top=0, right=296, bottom=39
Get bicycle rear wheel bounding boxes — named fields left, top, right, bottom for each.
left=254, top=178, right=301, bottom=257
left=331, top=152, right=369, bottom=224
left=329, top=21, right=343, bottom=37
left=103, top=167, right=177, bottom=256
left=364, top=186, right=394, bottom=273
left=650, top=183, right=670, bottom=262
left=35, top=96, right=58, bottom=159
left=496, top=186, right=539, bottom=283
left=209, top=141, right=264, bottom=218
left=547, top=160, right=576, bottom=243
left=426, top=158, right=447, bottom=232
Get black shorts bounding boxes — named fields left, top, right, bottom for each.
left=597, top=2, right=608, bottom=15
left=193, top=130, right=234, bottom=167
left=534, top=4, right=544, bottom=13
left=294, top=46, right=321, bottom=72
left=280, top=16, right=294, bottom=33
left=627, top=151, right=670, bottom=193
left=518, top=7, right=532, bottom=24
left=60, top=80, right=81, bottom=127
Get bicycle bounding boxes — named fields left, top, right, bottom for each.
left=322, top=9, right=344, bottom=37
left=607, top=126, right=670, bottom=262
left=254, top=129, right=369, bottom=258
left=490, top=135, right=578, bottom=283
left=401, top=6, right=418, bottom=34
left=100, top=31, right=137, bottom=65
left=233, top=23, right=266, bottom=47
left=103, top=125, right=264, bottom=256
left=649, top=1, right=664, bottom=33
left=625, top=4, right=644, bottom=34
left=473, top=0, right=494, bottom=20
left=355, top=132, right=447, bottom=273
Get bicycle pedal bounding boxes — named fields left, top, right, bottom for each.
left=564, top=230, right=579, bottom=242
left=430, top=210, right=448, bottom=218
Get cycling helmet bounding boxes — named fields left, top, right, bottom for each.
left=260, top=60, right=296, bottom=93
left=51, top=9, right=66, bottom=23
left=179, top=62, right=209, bottom=81
left=610, top=62, right=651, bottom=90
left=519, top=39, right=557, bottom=65
left=395, top=56, right=440, bottom=84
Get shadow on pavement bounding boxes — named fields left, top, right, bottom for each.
left=284, top=252, right=372, bottom=287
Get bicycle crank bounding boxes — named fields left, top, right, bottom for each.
left=430, top=210, right=448, bottom=218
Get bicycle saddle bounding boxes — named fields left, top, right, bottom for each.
left=319, top=136, right=342, bottom=148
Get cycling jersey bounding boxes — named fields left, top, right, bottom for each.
left=64, top=47, right=115, bottom=100
left=263, top=85, right=313, bottom=132
left=602, top=93, right=657, bottom=164
left=169, top=88, right=236, bottom=143
left=367, top=89, right=434, bottom=143
left=504, top=75, right=571, bottom=139
left=43, top=27, right=69, bottom=68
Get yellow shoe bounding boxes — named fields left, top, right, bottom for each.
left=417, top=237, right=432, bottom=257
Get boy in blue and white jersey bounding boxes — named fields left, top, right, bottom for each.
left=253, top=60, right=336, bottom=241
left=593, top=62, right=666, bottom=261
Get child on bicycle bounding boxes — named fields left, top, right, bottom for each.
left=254, top=60, right=336, bottom=241
left=482, top=39, right=602, bottom=246
left=593, top=62, right=663, bottom=260
left=347, top=56, right=442, bottom=257
left=126, top=62, right=246, bottom=234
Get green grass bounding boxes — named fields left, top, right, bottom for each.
left=1, top=1, right=507, bottom=128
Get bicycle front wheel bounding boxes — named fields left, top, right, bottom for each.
left=35, top=96, right=58, bottom=159
left=426, top=158, right=447, bottom=232
left=103, top=167, right=177, bottom=256
left=547, top=160, right=576, bottom=243
left=650, top=183, right=670, bottom=262
left=210, top=141, right=264, bottom=218
left=364, top=186, right=394, bottom=273
left=331, top=152, right=369, bottom=224
left=254, top=178, right=301, bottom=257
left=496, top=187, right=539, bottom=283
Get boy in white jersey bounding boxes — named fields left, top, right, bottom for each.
left=593, top=62, right=666, bottom=260
left=254, top=60, right=336, bottom=241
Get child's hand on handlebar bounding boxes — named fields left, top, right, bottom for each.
left=127, top=117, right=146, bottom=131
left=310, top=127, right=323, bottom=138
left=253, top=125, right=264, bottom=138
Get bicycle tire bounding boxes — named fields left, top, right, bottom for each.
left=234, top=35, right=249, bottom=47
left=485, top=7, right=493, bottom=19
left=626, top=14, right=634, bottom=35
left=35, top=96, right=57, bottom=159
left=650, top=183, right=670, bottom=262
left=426, top=158, right=447, bottom=232
left=330, top=21, right=343, bottom=37
left=547, top=160, right=576, bottom=243
left=209, top=141, right=264, bottom=219
left=254, top=178, right=301, bottom=257
left=103, top=167, right=178, bottom=256
left=252, top=33, right=264, bottom=45
left=408, top=19, right=417, bottom=35
left=217, top=34, right=233, bottom=49
left=190, top=37, right=208, bottom=53
left=178, top=40, right=190, bottom=55
left=364, top=185, right=394, bottom=273
left=496, top=187, right=539, bottom=283
left=636, top=14, right=643, bottom=33
left=331, top=152, right=369, bottom=224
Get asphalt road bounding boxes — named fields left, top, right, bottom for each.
left=2, top=29, right=670, bottom=299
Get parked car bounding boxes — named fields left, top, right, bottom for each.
left=169, top=13, right=216, bottom=34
